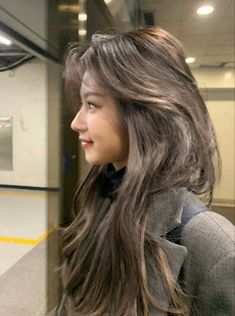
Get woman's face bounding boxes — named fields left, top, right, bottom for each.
left=71, top=70, right=129, bottom=170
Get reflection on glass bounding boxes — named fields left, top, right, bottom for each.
left=78, top=0, right=87, bottom=41
left=0, top=116, right=13, bottom=171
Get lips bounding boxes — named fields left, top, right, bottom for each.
left=79, top=138, right=94, bottom=149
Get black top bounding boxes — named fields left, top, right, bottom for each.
left=100, top=164, right=126, bottom=197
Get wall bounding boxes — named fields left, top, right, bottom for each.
left=0, top=58, right=48, bottom=187
left=193, top=67, right=235, bottom=206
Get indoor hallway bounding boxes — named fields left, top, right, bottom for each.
left=0, top=188, right=56, bottom=316
left=0, top=0, right=234, bottom=315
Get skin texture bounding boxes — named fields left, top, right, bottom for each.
left=71, top=70, right=129, bottom=170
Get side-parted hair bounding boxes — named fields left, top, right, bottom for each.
left=62, top=27, right=220, bottom=315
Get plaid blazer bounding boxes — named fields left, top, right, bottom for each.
left=48, top=188, right=235, bottom=316
left=147, top=188, right=235, bottom=315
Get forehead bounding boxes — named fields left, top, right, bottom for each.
left=80, top=70, right=105, bottom=95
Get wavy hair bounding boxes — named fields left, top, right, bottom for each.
left=62, top=27, right=220, bottom=315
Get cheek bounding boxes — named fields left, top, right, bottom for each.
left=86, top=116, right=104, bottom=137
left=109, top=122, right=129, bottom=156
left=87, top=113, right=128, bottom=151
left=87, top=113, right=113, bottom=135
left=106, top=119, right=126, bottom=146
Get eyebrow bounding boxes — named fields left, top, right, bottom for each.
left=81, top=92, right=106, bottom=98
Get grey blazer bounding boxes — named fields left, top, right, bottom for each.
left=48, top=188, right=235, bottom=316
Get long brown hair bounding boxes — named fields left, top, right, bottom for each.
left=62, top=27, right=220, bottom=315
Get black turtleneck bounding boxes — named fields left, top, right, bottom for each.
left=100, top=164, right=126, bottom=197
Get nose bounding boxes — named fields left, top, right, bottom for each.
left=71, top=108, right=87, bottom=132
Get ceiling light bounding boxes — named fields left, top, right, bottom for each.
left=58, top=4, right=79, bottom=13
left=104, top=0, right=112, bottom=4
left=0, top=35, right=11, bottom=45
left=0, top=117, right=11, bottom=122
left=79, top=29, right=87, bottom=36
left=197, top=5, right=214, bottom=15
left=185, top=57, right=195, bottom=64
left=79, top=13, right=87, bottom=21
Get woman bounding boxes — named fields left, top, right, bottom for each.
left=51, top=27, right=234, bottom=315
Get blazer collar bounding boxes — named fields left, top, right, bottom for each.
left=103, top=187, right=189, bottom=280
left=147, top=187, right=188, bottom=236
left=146, top=188, right=189, bottom=313
left=147, top=236, right=188, bottom=315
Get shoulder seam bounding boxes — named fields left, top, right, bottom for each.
left=184, top=211, right=235, bottom=245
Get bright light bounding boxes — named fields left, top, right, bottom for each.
left=58, top=4, right=79, bottom=13
left=197, top=5, right=214, bottom=15
left=224, top=71, right=233, bottom=80
left=79, top=13, right=87, bottom=21
left=185, top=57, right=195, bottom=64
left=0, top=117, right=11, bottom=122
left=79, top=29, right=87, bottom=36
left=0, top=35, right=11, bottom=45
left=104, top=0, right=112, bottom=4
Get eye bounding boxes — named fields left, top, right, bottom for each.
left=87, top=102, right=96, bottom=111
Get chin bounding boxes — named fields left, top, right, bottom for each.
left=85, top=157, right=107, bottom=166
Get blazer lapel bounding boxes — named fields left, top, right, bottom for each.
left=147, top=239, right=187, bottom=315
left=146, top=188, right=189, bottom=314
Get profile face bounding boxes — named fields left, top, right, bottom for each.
left=71, top=70, right=129, bottom=170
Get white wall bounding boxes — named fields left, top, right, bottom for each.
left=193, top=67, right=235, bottom=205
left=0, top=58, right=48, bottom=187
left=193, top=68, right=234, bottom=89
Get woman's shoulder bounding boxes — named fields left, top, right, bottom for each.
left=181, top=204, right=235, bottom=314
left=182, top=209, right=235, bottom=272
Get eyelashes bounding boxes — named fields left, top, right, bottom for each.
left=87, top=102, right=97, bottom=111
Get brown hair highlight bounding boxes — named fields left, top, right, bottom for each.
left=62, top=27, right=220, bottom=315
